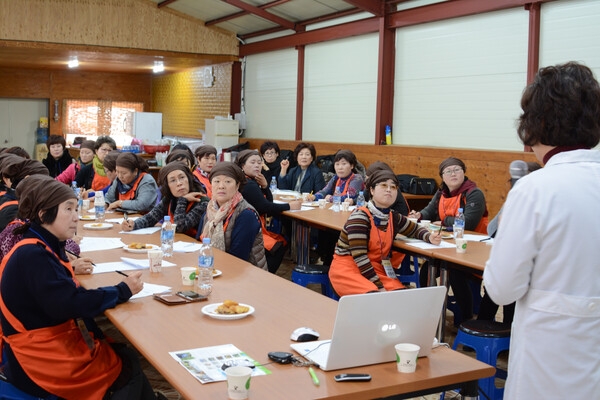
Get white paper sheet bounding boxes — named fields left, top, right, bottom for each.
left=119, top=227, right=161, bottom=235
left=130, top=283, right=171, bottom=299
left=105, top=217, right=140, bottom=224
left=92, top=258, right=176, bottom=274
left=173, top=241, right=202, bottom=253
left=399, top=239, right=455, bottom=250
left=79, top=237, right=126, bottom=253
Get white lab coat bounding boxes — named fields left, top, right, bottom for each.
left=484, top=149, right=600, bottom=399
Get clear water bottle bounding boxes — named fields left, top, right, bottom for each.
left=196, top=238, right=214, bottom=296
left=94, top=190, right=105, bottom=223
left=454, top=207, right=465, bottom=239
left=332, top=185, right=342, bottom=212
left=72, top=182, right=83, bottom=217
left=160, top=216, right=174, bottom=257
left=356, top=190, right=366, bottom=207
left=270, top=176, right=277, bottom=192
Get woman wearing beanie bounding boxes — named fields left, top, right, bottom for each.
left=329, top=170, right=441, bottom=296
left=105, top=153, right=158, bottom=214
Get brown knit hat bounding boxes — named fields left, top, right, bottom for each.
left=16, top=175, right=75, bottom=221
left=235, top=149, right=260, bottom=168
left=209, top=162, right=246, bottom=190
left=366, top=161, right=393, bottom=177
left=80, top=140, right=96, bottom=152
left=365, top=169, right=398, bottom=192
left=438, top=157, right=466, bottom=177
left=194, top=145, right=217, bottom=159
left=3, top=159, right=49, bottom=185
left=0, top=153, right=23, bottom=174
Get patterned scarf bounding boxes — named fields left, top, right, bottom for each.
left=92, top=155, right=106, bottom=177
left=367, top=200, right=390, bottom=227
left=201, top=191, right=243, bottom=251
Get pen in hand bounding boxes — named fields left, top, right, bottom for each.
left=66, top=250, right=97, bottom=267
left=308, top=367, right=320, bottom=386
left=116, top=270, right=129, bottom=277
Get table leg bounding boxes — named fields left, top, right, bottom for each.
left=293, top=219, right=311, bottom=267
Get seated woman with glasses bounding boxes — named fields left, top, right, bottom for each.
left=409, top=157, right=489, bottom=323
left=329, top=170, right=441, bottom=296
left=260, top=141, right=283, bottom=184
left=194, top=145, right=217, bottom=198
left=121, top=162, right=208, bottom=238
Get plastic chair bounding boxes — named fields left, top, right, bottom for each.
left=452, top=319, right=511, bottom=400
left=291, top=265, right=339, bottom=300
left=396, top=255, right=420, bottom=287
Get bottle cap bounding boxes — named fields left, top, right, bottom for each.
left=164, top=216, right=171, bottom=221
left=458, top=208, right=463, bottom=212
left=202, top=238, right=211, bottom=245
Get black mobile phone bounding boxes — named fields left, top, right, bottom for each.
left=334, top=373, right=372, bottom=382
left=267, top=351, right=294, bottom=364
left=175, top=291, right=207, bottom=302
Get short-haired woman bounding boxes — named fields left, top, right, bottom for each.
left=278, top=142, right=325, bottom=194
left=105, top=153, right=158, bottom=213
left=42, top=135, right=74, bottom=178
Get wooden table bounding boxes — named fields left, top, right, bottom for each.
left=77, top=221, right=494, bottom=399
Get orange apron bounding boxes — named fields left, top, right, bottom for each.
left=194, top=169, right=212, bottom=198
left=438, top=194, right=488, bottom=234
left=0, top=200, right=17, bottom=211
left=335, top=173, right=355, bottom=196
left=0, top=239, right=121, bottom=399
left=329, top=207, right=405, bottom=296
left=118, top=172, right=147, bottom=201
left=91, top=165, right=111, bottom=191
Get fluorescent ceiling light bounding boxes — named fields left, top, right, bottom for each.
left=68, top=57, right=79, bottom=68
left=153, top=61, right=164, bottom=73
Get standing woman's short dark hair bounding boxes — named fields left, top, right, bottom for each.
left=46, top=135, right=66, bottom=149
left=518, top=61, right=600, bottom=148
left=293, top=142, right=316, bottom=162
left=116, top=153, right=149, bottom=173
left=260, top=141, right=280, bottom=156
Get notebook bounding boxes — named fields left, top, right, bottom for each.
left=290, top=286, right=447, bottom=371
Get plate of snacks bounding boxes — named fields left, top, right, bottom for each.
left=83, top=222, right=113, bottom=230
left=123, top=243, right=160, bottom=253
left=213, top=269, right=222, bottom=277
left=79, top=215, right=96, bottom=221
left=202, top=300, right=254, bottom=320
left=441, top=232, right=454, bottom=239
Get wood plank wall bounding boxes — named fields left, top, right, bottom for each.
left=245, top=139, right=538, bottom=218
left=0, top=67, right=152, bottom=136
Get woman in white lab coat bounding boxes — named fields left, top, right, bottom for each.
left=484, top=61, right=600, bottom=399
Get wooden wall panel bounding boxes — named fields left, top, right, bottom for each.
left=0, top=67, right=152, bottom=135
left=245, top=139, right=538, bottom=217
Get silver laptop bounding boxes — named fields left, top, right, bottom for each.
left=290, top=286, right=447, bottom=371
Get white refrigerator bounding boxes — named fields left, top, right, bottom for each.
left=126, top=112, right=163, bottom=142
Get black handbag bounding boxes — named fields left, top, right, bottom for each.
left=408, top=177, right=437, bottom=195
left=397, top=174, right=418, bottom=193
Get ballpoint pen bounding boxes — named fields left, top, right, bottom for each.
left=116, top=270, right=129, bottom=277
left=66, top=249, right=97, bottom=267
left=308, top=367, right=320, bottom=386
left=124, top=212, right=128, bottom=222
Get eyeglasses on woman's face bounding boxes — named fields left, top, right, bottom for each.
left=375, top=182, right=398, bottom=191
left=442, top=167, right=463, bottom=176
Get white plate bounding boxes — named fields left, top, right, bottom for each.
left=201, top=303, right=254, bottom=320
left=83, top=222, right=113, bottom=230
left=123, top=244, right=160, bottom=253
left=274, top=189, right=300, bottom=196
left=301, top=202, right=319, bottom=207
left=79, top=215, right=96, bottom=221
left=441, top=232, right=454, bottom=239
left=213, top=269, right=222, bottom=277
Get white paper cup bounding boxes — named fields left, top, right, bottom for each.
left=180, top=267, right=197, bottom=286
left=419, top=219, right=430, bottom=229
left=455, top=238, right=468, bottom=253
left=82, top=199, right=90, bottom=213
left=407, top=217, right=418, bottom=224
left=341, top=202, right=349, bottom=212
left=302, top=192, right=310, bottom=201
left=226, top=366, right=252, bottom=400
left=148, top=250, right=163, bottom=273
left=395, top=343, right=420, bottom=373
left=318, top=199, right=327, bottom=209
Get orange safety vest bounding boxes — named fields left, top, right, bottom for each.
left=194, top=169, right=212, bottom=198
left=118, top=172, right=147, bottom=201
left=330, top=207, right=405, bottom=296
left=0, top=239, right=121, bottom=399
left=334, top=173, right=355, bottom=197
left=438, top=193, right=488, bottom=234
left=91, top=165, right=111, bottom=191
left=0, top=200, right=17, bottom=211
left=168, top=201, right=197, bottom=238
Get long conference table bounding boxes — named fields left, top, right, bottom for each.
left=77, top=217, right=493, bottom=399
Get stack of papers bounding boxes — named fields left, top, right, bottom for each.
left=92, top=257, right=176, bottom=274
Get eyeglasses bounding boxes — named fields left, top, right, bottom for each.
left=442, top=167, right=463, bottom=176
left=97, top=147, right=112, bottom=153
left=376, top=183, right=398, bottom=191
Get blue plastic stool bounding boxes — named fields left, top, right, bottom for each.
left=452, top=319, right=511, bottom=400
left=396, top=256, right=420, bottom=287
left=291, top=265, right=339, bottom=300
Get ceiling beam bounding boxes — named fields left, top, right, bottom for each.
left=207, top=0, right=291, bottom=26
left=222, top=0, right=297, bottom=31
left=344, top=0, right=385, bottom=17
left=239, top=17, right=378, bottom=56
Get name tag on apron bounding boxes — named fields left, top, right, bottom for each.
left=382, top=259, right=396, bottom=279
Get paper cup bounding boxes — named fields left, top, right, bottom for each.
left=148, top=250, right=163, bottom=273
left=419, top=219, right=430, bottom=229
left=82, top=199, right=90, bottom=213
left=302, top=192, right=310, bottom=201
left=341, top=202, right=349, bottom=212
left=455, top=238, right=468, bottom=253
left=318, top=199, right=327, bottom=209
left=226, top=366, right=252, bottom=399
left=180, top=267, right=197, bottom=286
left=395, top=343, right=420, bottom=373
left=407, top=217, right=418, bottom=224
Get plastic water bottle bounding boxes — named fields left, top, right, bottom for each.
left=356, top=191, right=366, bottom=207
left=72, top=182, right=83, bottom=217
left=94, top=190, right=105, bottom=223
left=270, top=176, right=277, bottom=192
left=160, top=216, right=174, bottom=257
left=197, top=238, right=214, bottom=296
left=454, top=207, right=465, bottom=238
left=332, top=186, right=342, bottom=212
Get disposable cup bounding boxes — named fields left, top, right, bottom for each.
left=407, top=217, right=418, bottom=224
left=148, top=250, right=163, bottom=273
left=180, top=267, right=197, bottom=286
left=395, top=343, right=420, bottom=373
left=226, top=366, right=252, bottom=399
left=419, top=219, right=430, bottom=229
left=82, top=199, right=90, bottom=213
left=455, top=238, right=468, bottom=253
left=302, top=192, right=310, bottom=202
left=318, top=199, right=327, bottom=209
left=341, top=202, right=349, bottom=212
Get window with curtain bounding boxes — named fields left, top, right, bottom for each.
left=63, top=99, right=144, bottom=147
